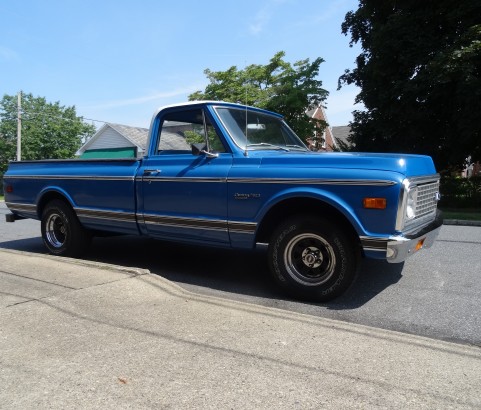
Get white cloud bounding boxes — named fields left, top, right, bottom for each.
left=248, top=0, right=287, bottom=35
left=289, top=0, right=354, bottom=28
left=0, top=46, right=19, bottom=61
left=83, top=85, right=203, bottom=110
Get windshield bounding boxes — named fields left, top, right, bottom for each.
left=215, top=107, right=308, bottom=152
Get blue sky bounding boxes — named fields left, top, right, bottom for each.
left=1, top=0, right=362, bottom=129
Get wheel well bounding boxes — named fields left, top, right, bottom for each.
left=37, top=192, right=72, bottom=218
left=256, top=197, right=360, bottom=246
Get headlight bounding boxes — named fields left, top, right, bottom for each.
left=396, top=176, right=439, bottom=232
left=406, top=186, right=418, bottom=221
left=396, top=179, right=418, bottom=231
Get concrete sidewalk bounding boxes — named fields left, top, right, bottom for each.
left=1, top=249, right=480, bottom=409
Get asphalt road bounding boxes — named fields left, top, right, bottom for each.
left=1, top=201, right=480, bottom=346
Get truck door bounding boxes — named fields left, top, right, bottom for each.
left=138, top=106, right=232, bottom=245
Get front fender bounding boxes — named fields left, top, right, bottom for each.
left=255, top=186, right=366, bottom=236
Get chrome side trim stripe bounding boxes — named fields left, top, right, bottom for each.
left=228, top=178, right=397, bottom=186
left=228, top=221, right=257, bottom=233
left=75, top=208, right=137, bottom=223
left=5, top=202, right=37, bottom=213
left=143, top=214, right=228, bottom=232
left=141, top=177, right=227, bottom=183
left=4, top=175, right=134, bottom=181
left=142, top=214, right=257, bottom=234
left=5, top=175, right=395, bottom=186
left=6, top=201, right=256, bottom=235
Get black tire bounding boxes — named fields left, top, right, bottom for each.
left=41, top=199, right=91, bottom=257
left=268, top=215, right=358, bottom=302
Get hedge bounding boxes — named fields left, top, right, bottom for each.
left=439, top=175, right=481, bottom=209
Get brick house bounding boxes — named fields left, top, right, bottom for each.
left=306, top=106, right=351, bottom=152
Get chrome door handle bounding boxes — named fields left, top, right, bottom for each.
left=143, top=169, right=161, bottom=175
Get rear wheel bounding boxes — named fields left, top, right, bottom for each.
left=268, top=215, right=358, bottom=302
left=41, top=199, right=91, bottom=257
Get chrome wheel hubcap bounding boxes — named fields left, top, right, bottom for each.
left=284, top=233, right=336, bottom=286
left=45, top=213, right=67, bottom=248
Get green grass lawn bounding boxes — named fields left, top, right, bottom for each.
left=440, top=208, right=481, bottom=221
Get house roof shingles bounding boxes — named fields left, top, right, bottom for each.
left=331, top=126, right=352, bottom=147
left=108, top=123, right=149, bottom=150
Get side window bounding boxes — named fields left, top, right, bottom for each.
left=157, top=109, right=226, bottom=154
left=205, top=116, right=227, bottom=153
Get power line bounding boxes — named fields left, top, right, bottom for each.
left=19, top=108, right=108, bottom=126
left=0, top=105, right=108, bottom=127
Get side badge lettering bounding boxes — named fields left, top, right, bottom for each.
left=234, top=193, right=261, bottom=200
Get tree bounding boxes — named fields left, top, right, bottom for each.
left=189, top=51, right=329, bottom=143
left=339, top=0, right=481, bottom=171
left=0, top=93, right=95, bottom=187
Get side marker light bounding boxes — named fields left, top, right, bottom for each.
left=363, top=198, right=387, bottom=209
left=415, top=238, right=425, bottom=252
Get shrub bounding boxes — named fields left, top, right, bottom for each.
left=439, top=175, right=481, bottom=208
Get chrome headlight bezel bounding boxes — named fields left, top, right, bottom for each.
left=396, top=178, right=417, bottom=231
left=396, top=175, right=441, bottom=232
left=405, top=185, right=418, bottom=221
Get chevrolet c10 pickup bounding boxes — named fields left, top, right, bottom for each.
left=3, top=101, right=443, bottom=301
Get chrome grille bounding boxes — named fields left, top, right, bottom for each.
left=416, top=180, right=440, bottom=218
left=402, top=177, right=440, bottom=232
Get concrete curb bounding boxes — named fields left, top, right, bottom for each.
left=0, top=247, right=151, bottom=277
left=443, top=219, right=481, bottom=227
left=0, top=247, right=478, bottom=352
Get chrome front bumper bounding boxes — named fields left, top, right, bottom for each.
left=361, top=210, right=444, bottom=264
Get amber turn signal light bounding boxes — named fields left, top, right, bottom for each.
left=415, top=238, right=425, bottom=252
left=363, top=197, right=387, bottom=209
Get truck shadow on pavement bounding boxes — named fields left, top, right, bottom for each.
left=0, top=235, right=404, bottom=309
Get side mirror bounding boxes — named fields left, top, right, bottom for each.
left=191, top=143, right=219, bottom=158
left=191, top=143, right=207, bottom=156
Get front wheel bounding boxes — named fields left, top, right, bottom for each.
left=41, top=199, right=91, bottom=257
left=268, top=216, right=359, bottom=302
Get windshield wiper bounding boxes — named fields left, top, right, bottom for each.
left=246, top=143, right=290, bottom=151
left=286, top=144, right=308, bottom=151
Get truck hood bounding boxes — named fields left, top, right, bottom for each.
left=255, top=151, right=437, bottom=178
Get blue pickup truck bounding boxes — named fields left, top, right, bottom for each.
left=3, top=101, right=443, bottom=301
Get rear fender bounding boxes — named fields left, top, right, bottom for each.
left=36, top=187, right=77, bottom=219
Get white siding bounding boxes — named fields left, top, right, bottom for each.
left=88, top=127, right=136, bottom=150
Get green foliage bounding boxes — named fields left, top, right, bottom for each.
left=0, top=93, right=95, bottom=180
left=339, top=0, right=481, bottom=171
left=439, top=174, right=481, bottom=208
left=441, top=209, right=481, bottom=221
left=189, top=51, right=329, bottom=143
left=184, top=128, right=225, bottom=153
left=183, top=130, right=205, bottom=146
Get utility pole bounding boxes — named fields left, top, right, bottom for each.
left=17, top=91, right=22, bottom=161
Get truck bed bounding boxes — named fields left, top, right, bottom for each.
left=4, top=158, right=141, bottom=235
